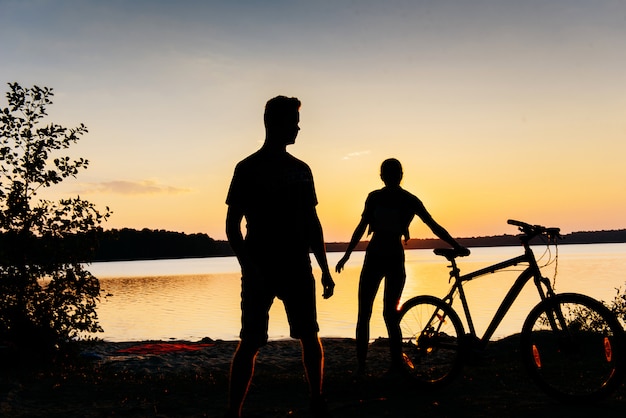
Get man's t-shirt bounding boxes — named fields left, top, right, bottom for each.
left=226, top=149, right=317, bottom=265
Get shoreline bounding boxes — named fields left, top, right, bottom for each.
left=2, top=337, right=625, bottom=417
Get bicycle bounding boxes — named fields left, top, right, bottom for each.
left=398, top=219, right=625, bottom=402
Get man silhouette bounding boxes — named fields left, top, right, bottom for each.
left=225, top=96, right=335, bottom=417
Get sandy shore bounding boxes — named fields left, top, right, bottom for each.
left=1, top=337, right=625, bottom=417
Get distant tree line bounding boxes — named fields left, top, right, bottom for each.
left=93, top=228, right=233, bottom=261
left=564, top=230, right=626, bottom=245
left=402, top=229, right=626, bottom=250
left=327, top=230, right=626, bottom=253
left=4, top=227, right=621, bottom=263
left=86, top=227, right=626, bottom=262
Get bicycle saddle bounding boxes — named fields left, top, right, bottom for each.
left=434, top=248, right=469, bottom=259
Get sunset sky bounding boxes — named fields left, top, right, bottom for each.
left=1, top=0, right=625, bottom=242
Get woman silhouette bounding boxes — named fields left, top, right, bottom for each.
left=335, top=158, right=468, bottom=373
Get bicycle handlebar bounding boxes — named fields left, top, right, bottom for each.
left=507, top=219, right=561, bottom=241
left=434, top=220, right=561, bottom=260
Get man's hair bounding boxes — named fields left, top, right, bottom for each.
left=264, top=96, right=301, bottom=128
left=380, top=158, right=403, bottom=185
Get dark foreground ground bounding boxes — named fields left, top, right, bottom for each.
left=1, top=336, right=624, bottom=417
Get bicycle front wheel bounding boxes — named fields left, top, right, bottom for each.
left=398, top=295, right=465, bottom=388
left=521, top=293, right=625, bottom=402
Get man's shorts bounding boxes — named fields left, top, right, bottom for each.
left=239, top=264, right=319, bottom=347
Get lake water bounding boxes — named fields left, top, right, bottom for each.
left=87, top=243, right=626, bottom=343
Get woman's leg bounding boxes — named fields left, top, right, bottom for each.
left=383, top=270, right=406, bottom=369
left=356, top=269, right=383, bottom=371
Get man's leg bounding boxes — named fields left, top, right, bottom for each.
left=228, top=269, right=272, bottom=417
left=300, top=334, right=332, bottom=417
left=226, top=341, right=260, bottom=418
left=285, top=270, right=329, bottom=416
left=300, top=334, right=324, bottom=398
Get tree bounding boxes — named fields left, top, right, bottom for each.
left=0, top=82, right=111, bottom=352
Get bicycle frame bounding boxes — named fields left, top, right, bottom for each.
left=441, top=242, right=556, bottom=347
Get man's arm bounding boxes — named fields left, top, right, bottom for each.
left=226, top=205, right=253, bottom=273
left=309, top=207, right=335, bottom=299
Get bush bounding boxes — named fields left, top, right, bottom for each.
left=0, top=83, right=111, bottom=353
left=607, top=284, right=626, bottom=328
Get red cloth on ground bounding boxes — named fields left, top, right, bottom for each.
left=115, top=342, right=214, bottom=355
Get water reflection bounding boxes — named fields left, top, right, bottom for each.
left=91, top=244, right=626, bottom=342
left=98, top=273, right=242, bottom=342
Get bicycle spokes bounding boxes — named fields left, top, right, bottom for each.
left=399, top=297, right=465, bottom=387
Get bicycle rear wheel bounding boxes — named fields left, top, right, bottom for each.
left=521, top=293, right=625, bottom=402
left=398, top=295, right=465, bottom=388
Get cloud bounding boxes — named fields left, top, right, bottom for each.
left=77, top=180, right=191, bottom=195
left=342, top=150, right=371, bottom=160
